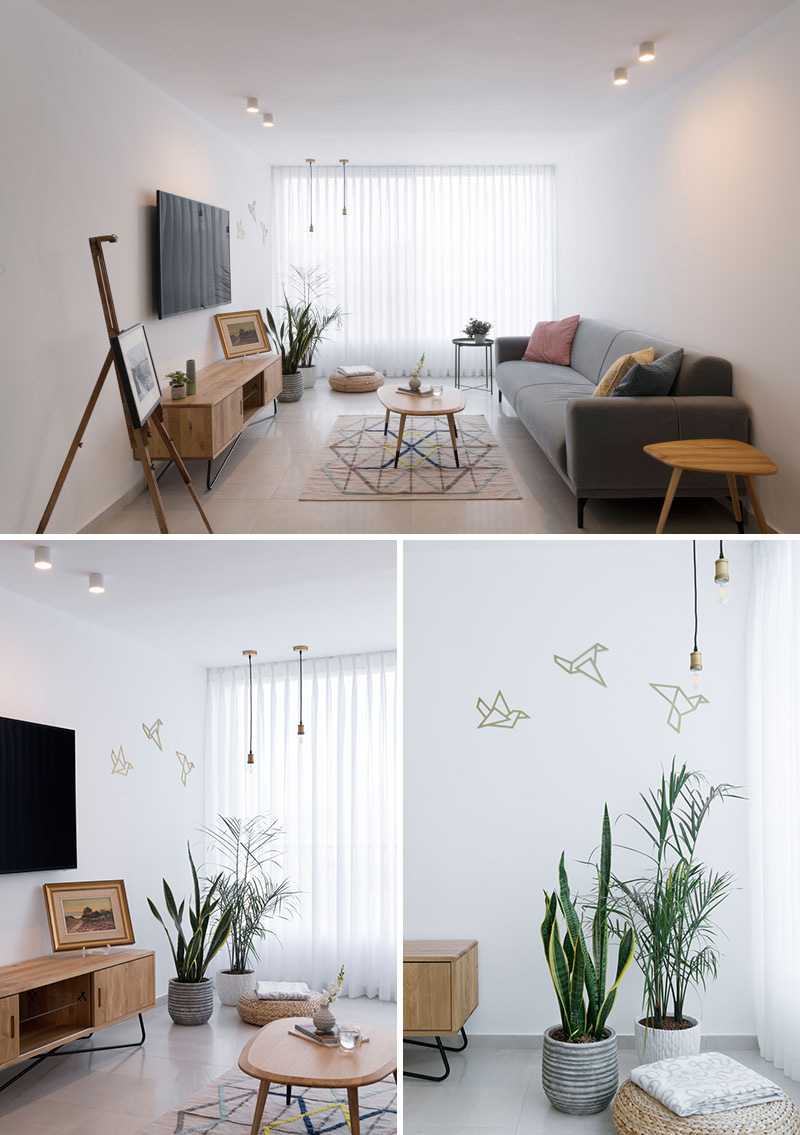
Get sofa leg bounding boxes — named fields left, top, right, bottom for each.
left=577, top=497, right=587, bottom=529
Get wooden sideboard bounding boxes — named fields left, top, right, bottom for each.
left=147, top=353, right=282, bottom=488
left=403, top=939, right=479, bottom=1036
left=0, top=949, right=155, bottom=1074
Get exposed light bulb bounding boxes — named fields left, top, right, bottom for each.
left=714, top=555, right=731, bottom=605
left=247, top=752, right=255, bottom=774
left=639, top=41, right=656, bottom=62
left=689, top=650, right=703, bottom=690
left=613, top=67, right=629, bottom=86
left=34, top=545, right=52, bottom=570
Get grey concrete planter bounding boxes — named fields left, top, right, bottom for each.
left=216, top=969, right=256, bottom=1006
left=167, top=978, right=214, bottom=1025
left=542, top=1025, right=618, bottom=1114
left=634, top=1015, right=700, bottom=1064
left=278, top=372, right=304, bottom=402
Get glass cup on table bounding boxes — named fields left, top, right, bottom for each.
left=432, top=384, right=443, bottom=397
left=338, top=1024, right=362, bottom=1053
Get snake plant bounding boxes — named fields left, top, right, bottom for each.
left=265, top=295, right=316, bottom=376
left=541, top=805, right=635, bottom=1041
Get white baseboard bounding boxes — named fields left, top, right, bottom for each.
left=79, top=481, right=144, bottom=533
left=465, top=1033, right=758, bottom=1051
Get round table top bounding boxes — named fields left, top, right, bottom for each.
left=452, top=337, right=494, bottom=345
left=238, top=1018, right=397, bottom=1088
left=378, top=385, right=466, bottom=416
left=644, top=438, right=778, bottom=475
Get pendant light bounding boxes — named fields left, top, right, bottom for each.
left=294, top=645, right=308, bottom=743
left=714, top=541, right=731, bottom=605
left=689, top=542, right=702, bottom=689
left=306, top=159, right=315, bottom=233
left=243, top=649, right=257, bottom=770
left=340, top=159, right=348, bottom=216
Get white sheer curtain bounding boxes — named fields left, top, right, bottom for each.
left=271, top=165, right=556, bottom=377
left=747, top=542, right=800, bottom=1077
left=204, top=651, right=397, bottom=1001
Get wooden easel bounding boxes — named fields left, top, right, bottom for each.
left=37, top=235, right=213, bottom=534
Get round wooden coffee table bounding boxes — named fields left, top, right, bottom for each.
left=238, top=1018, right=396, bottom=1135
left=377, top=385, right=466, bottom=469
left=644, top=438, right=778, bottom=534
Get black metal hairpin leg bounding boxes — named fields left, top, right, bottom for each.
left=0, top=1014, right=146, bottom=1094
left=206, top=402, right=278, bottom=490
left=403, top=1028, right=468, bottom=1082
left=286, top=1084, right=292, bottom=1104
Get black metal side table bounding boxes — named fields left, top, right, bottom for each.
left=452, top=338, right=494, bottom=393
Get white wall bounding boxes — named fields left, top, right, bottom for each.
left=0, top=0, right=271, bottom=533
left=557, top=0, right=800, bottom=534
left=0, top=586, right=206, bottom=997
left=404, top=539, right=754, bottom=1037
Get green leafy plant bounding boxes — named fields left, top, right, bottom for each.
left=265, top=295, right=317, bottom=375
left=463, top=318, right=492, bottom=337
left=410, top=353, right=425, bottom=379
left=610, top=759, right=741, bottom=1029
left=285, top=267, right=345, bottom=367
left=322, top=964, right=345, bottom=1005
left=541, top=805, right=635, bottom=1042
left=148, top=842, right=233, bottom=982
left=202, top=816, right=298, bottom=976
left=166, top=371, right=187, bottom=387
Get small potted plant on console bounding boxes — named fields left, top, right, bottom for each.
left=167, top=370, right=188, bottom=399
left=463, top=318, right=492, bottom=345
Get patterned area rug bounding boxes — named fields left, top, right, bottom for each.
left=141, top=1069, right=397, bottom=1133
left=300, top=414, right=522, bottom=500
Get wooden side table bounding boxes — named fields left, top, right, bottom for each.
left=643, top=439, right=778, bottom=534
left=403, top=939, right=478, bottom=1081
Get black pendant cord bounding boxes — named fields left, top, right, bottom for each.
left=720, top=539, right=724, bottom=559
left=693, top=540, right=699, bottom=652
left=248, top=654, right=253, bottom=755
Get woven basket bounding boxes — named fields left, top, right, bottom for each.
left=612, top=1080, right=800, bottom=1135
left=236, top=990, right=323, bottom=1027
left=328, top=371, right=385, bottom=393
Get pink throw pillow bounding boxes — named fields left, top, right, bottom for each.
left=522, top=315, right=581, bottom=366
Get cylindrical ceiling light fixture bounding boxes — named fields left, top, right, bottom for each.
left=246, top=97, right=259, bottom=114
left=243, top=649, right=257, bottom=770
left=262, top=112, right=274, bottom=128
left=714, top=541, right=732, bottom=605
left=88, top=573, right=105, bottom=594
left=340, top=159, right=349, bottom=216
left=689, top=541, right=703, bottom=689
left=306, top=159, right=315, bottom=233
left=639, top=41, right=656, bottom=62
left=613, top=67, right=629, bottom=86
left=294, top=645, right=308, bottom=743
left=33, top=546, right=52, bottom=570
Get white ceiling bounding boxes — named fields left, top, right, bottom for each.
left=0, top=540, right=396, bottom=668
left=36, top=0, right=792, bottom=163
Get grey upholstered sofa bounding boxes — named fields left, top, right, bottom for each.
left=495, top=319, right=749, bottom=527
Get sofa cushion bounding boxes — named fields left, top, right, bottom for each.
left=594, top=348, right=655, bottom=397
left=514, top=377, right=597, bottom=477
left=523, top=315, right=580, bottom=366
left=496, top=361, right=591, bottom=411
left=612, top=349, right=684, bottom=397
left=568, top=319, right=627, bottom=383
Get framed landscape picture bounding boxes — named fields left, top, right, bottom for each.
left=43, top=880, right=135, bottom=952
left=215, top=310, right=270, bottom=359
left=111, top=323, right=162, bottom=429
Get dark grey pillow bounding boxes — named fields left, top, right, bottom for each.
left=611, top=348, right=684, bottom=398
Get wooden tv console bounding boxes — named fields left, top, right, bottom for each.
left=0, top=949, right=155, bottom=1082
left=147, top=353, right=282, bottom=489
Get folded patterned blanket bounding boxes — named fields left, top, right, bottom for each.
left=255, top=981, right=312, bottom=1001
left=630, top=1052, right=784, bottom=1117
left=337, top=366, right=376, bottom=377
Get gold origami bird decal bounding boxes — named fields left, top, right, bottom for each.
left=650, top=684, right=710, bottom=733
left=554, top=643, right=609, bottom=687
left=110, top=747, right=133, bottom=776
left=176, top=751, right=195, bottom=787
left=476, top=691, right=530, bottom=729
left=142, top=718, right=164, bottom=750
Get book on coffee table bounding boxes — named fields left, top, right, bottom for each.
left=396, top=384, right=434, bottom=396
left=293, top=1022, right=340, bottom=1046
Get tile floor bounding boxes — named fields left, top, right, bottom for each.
left=90, top=383, right=753, bottom=535
left=0, top=995, right=395, bottom=1133
left=404, top=1040, right=800, bottom=1134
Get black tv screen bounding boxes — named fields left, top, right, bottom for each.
left=157, top=190, right=231, bottom=318
left=0, top=716, right=77, bottom=875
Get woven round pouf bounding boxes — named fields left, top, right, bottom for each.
left=236, top=991, right=323, bottom=1027
left=328, top=371, right=385, bottom=393
left=612, top=1080, right=800, bottom=1135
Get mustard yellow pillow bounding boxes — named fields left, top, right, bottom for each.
left=593, top=348, right=655, bottom=397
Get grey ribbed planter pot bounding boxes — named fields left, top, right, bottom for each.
left=542, top=1025, right=618, bottom=1114
left=168, top=978, right=214, bottom=1025
left=278, top=372, right=303, bottom=402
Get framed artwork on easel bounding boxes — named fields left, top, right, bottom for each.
left=111, top=323, right=163, bottom=429
left=214, top=310, right=270, bottom=359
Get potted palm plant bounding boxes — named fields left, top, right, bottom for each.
left=202, top=815, right=299, bottom=1006
left=265, top=295, right=316, bottom=403
left=610, top=759, right=740, bottom=1063
left=286, top=267, right=345, bottom=388
left=540, top=806, right=635, bottom=1115
left=148, top=843, right=233, bottom=1025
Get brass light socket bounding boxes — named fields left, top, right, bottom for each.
left=689, top=650, right=703, bottom=672
left=714, top=557, right=729, bottom=584
left=242, top=649, right=258, bottom=657
left=247, top=751, right=255, bottom=765
left=297, top=723, right=305, bottom=737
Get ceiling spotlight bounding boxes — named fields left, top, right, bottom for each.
left=639, top=41, right=656, bottom=62
left=613, top=67, right=629, bottom=86
left=246, top=97, right=259, bottom=114
left=262, top=112, right=274, bottom=128
left=88, top=573, right=105, bottom=594
left=33, top=546, right=52, bottom=570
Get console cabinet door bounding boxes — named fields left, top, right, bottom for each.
left=403, top=962, right=451, bottom=1033
left=94, top=958, right=154, bottom=1026
left=0, top=995, right=19, bottom=1066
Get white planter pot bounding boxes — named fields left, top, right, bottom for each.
left=634, top=1015, right=701, bottom=1064
left=541, top=1025, right=618, bottom=1115
left=216, top=969, right=256, bottom=1006
left=171, top=385, right=187, bottom=399
left=301, top=365, right=317, bottom=389
left=472, top=334, right=487, bottom=345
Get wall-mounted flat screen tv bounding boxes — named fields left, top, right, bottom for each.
left=0, top=716, right=77, bottom=875
left=157, top=190, right=231, bottom=319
